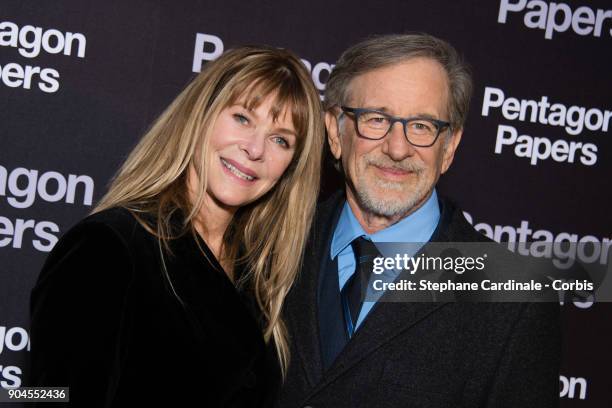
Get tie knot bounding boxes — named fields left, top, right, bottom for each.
left=351, top=236, right=380, bottom=265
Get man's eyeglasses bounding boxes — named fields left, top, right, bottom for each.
left=340, top=106, right=451, bottom=148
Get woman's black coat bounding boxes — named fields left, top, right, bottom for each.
left=29, top=207, right=280, bottom=407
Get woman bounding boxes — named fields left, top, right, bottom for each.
left=29, top=46, right=324, bottom=407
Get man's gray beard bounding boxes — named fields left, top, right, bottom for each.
left=354, top=157, right=429, bottom=218
left=355, top=177, right=428, bottom=218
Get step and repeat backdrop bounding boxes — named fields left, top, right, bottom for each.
left=1, top=0, right=610, bottom=406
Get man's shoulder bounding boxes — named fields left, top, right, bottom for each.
left=435, top=195, right=492, bottom=243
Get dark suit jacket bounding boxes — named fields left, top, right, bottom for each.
left=278, top=192, right=561, bottom=408
left=29, top=207, right=280, bottom=407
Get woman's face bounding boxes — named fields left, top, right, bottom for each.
left=202, top=94, right=298, bottom=211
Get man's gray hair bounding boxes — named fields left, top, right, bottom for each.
left=324, top=33, right=473, bottom=131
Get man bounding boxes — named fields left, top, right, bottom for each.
left=278, top=34, right=560, bottom=407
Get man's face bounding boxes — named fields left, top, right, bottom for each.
left=326, top=58, right=462, bottom=221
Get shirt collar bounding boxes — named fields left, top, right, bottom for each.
left=331, top=189, right=440, bottom=259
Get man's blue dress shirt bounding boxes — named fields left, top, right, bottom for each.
left=330, top=189, right=441, bottom=330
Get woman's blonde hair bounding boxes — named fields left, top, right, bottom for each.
left=94, top=46, right=324, bottom=377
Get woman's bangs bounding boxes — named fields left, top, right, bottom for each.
left=227, top=68, right=311, bottom=150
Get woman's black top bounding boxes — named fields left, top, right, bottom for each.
left=29, top=207, right=280, bottom=407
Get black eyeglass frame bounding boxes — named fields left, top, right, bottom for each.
left=340, top=106, right=452, bottom=148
